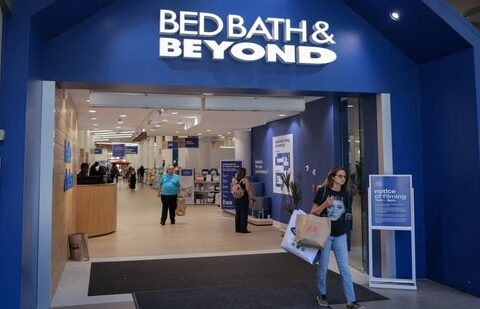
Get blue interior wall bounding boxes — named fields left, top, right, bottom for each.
left=251, top=115, right=302, bottom=224
left=420, top=48, right=480, bottom=297
left=299, top=98, right=338, bottom=211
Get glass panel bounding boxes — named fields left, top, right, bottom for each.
left=345, top=98, right=366, bottom=272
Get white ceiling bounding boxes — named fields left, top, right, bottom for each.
left=68, top=89, right=317, bottom=140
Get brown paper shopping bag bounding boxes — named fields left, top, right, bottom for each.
left=176, top=197, right=186, bottom=216
left=295, top=214, right=331, bottom=249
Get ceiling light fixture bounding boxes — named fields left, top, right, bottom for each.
left=171, top=112, right=178, bottom=115
left=390, top=11, right=400, bottom=21
left=90, top=117, right=97, bottom=120
left=279, top=114, right=286, bottom=117
left=89, top=110, right=96, bottom=113
left=120, top=114, right=127, bottom=118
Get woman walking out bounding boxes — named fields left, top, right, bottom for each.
left=310, top=166, right=364, bottom=309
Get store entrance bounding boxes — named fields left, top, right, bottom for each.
left=49, top=85, right=386, bottom=305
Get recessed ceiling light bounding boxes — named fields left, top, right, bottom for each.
left=198, top=133, right=203, bottom=136
left=116, top=126, right=121, bottom=129
left=279, top=114, right=286, bottom=117
left=92, top=123, right=98, bottom=126
left=171, top=112, right=178, bottom=115
left=89, top=110, right=96, bottom=113
left=347, top=104, right=354, bottom=108
left=163, top=119, right=168, bottom=122
left=118, top=121, right=124, bottom=124
left=154, top=124, right=161, bottom=128
left=227, top=131, right=232, bottom=134
left=90, top=117, right=97, bottom=120
left=177, top=122, right=183, bottom=125
left=390, top=11, right=400, bottom=21
left=187, top=116, right=196, bottom=119
left=120, top=114, right=127, bottom=118
left=149, top=128, right=155, bottom=131
left=206, top=129, right=212, bottom=132
left=175, top=131, right=180, bottom=134
left=86, top=99, right=90, bottom=103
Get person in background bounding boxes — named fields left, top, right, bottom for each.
left=129, top=168, right=136, bottom=191
left=137, top=165, right=145, bottom=183
left=174, top=166, right=182, bottom=175
left=77, top=163, right=89, bottom=177
left=233, top=167, right=254, bottom=233
left=310, top=166, right=364, bottom=309
left=89, top=162, right=99, bottom=176
left=111, top=163, right=120, bottom=182
left=157, top=164, right=181, bottom=225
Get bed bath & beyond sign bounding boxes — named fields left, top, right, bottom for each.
left=159, top=9, right=337, bottom=65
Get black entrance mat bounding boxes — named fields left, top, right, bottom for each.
left=89, top=253, right=387, bottom=308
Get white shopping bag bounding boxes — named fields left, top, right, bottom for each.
left=281, top=209, right=320, bottom=264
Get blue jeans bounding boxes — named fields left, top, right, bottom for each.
left=316, top=233, right=356, bottom=303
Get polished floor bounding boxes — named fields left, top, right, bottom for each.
left=52, top=181, right=480, bottom=308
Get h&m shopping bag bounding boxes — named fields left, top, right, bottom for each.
left=295, top=214, right=331, bottom=249
left=176, top=197, right=186, bottom=216
left=281, top=209, right=320, bottom=264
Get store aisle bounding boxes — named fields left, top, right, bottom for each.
left=88, top=180, right=282, bottom=258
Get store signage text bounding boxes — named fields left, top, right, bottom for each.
left=159, top=9, right=337, bottom=65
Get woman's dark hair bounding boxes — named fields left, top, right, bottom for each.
left=236, top=167, right=247, bottom=181
left=321, top=166, right=354, bottom=194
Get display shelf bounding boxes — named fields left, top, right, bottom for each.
left=194, top=181, right=220, bottom=204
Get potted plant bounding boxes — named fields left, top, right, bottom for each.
left=280, top=171, right=302, bottom=214
left=279, top=171, right=302, bottom=236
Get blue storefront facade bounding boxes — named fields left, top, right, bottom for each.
left=1, top=0, right=479, bottom=307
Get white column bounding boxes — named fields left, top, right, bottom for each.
left=376, top=93, right=396, bottom=278
left=198, top=136, right=211, bottom=170
left=234, top=130, right=251, bottom=174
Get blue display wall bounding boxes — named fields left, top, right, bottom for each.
left=1, top=0, right=480, bottom=306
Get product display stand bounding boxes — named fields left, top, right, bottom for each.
left=194, top=180, right=220, bottom=204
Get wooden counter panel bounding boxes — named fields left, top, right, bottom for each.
left=76, top=184, right=117, bottom=237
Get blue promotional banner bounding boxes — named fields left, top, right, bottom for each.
left=64, top=139, right=72, bottom=163
left=370, top=175, right=412, bottom=228
left=168, top=141, right=178, bottom=149
left=125, top=146, right=138, bottom=154
left=94, top=148, right=102, bottom=154
left=185, top=137, right=199, bottom=148
left=112, top=144, right=125, bottom=157
left=220, top=160, right=242, bottom=209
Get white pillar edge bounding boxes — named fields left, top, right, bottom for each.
left=37, top=81, right=55, bottom=307
left=376, top=93, right=396, bottom=278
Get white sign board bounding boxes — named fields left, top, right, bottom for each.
left=273, top=134, right=293, bottom=194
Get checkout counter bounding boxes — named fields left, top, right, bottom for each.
left=76, top=183, right=117, bottom=237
